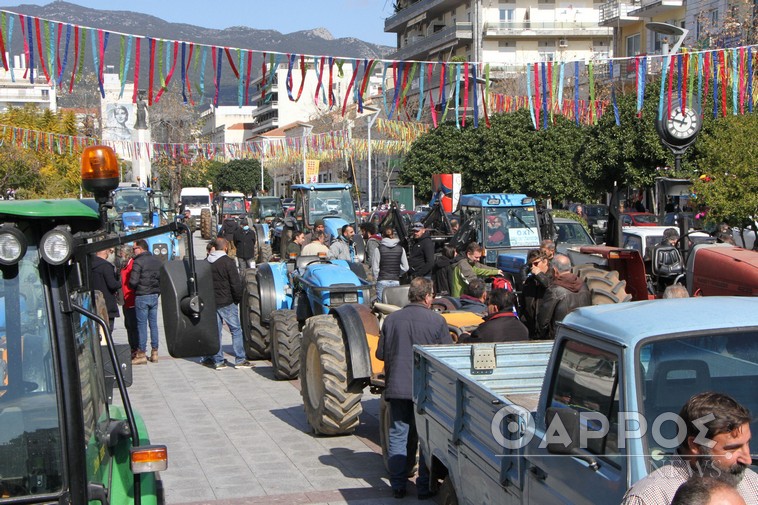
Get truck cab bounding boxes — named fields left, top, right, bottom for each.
left=413, top=297, right=758, bottom=504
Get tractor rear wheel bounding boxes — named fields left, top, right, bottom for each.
left=257, top=242, right=273, bottom=264
left=575, top=266, right=632, bottom=304
left=300, top=314, right=362, bottom=435
left=379, top=395, right=418, bottom=477
left=270, top=310, right=301, bottom=380
left=241, top=268, right=270, bottom=359
left=439, top=477, right=459, bottom=505
left=200, top=208, right=212, bottom=240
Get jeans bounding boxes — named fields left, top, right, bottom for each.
left=376, top=279, right=399, bottom=303
left=123, top=307, right=138, bottom=352
left=213, top=303, right=246, bottom=365
left=135, top=294, right=160, bottom=352
left=238, top=257, right=254, bottom=272
left=387, top=398, right=430, bottom=494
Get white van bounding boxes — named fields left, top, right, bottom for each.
left=180, top=187, right=212, bottom=217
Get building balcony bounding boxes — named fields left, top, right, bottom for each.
left=385, top=0, right=462, bottom=33
left=599, top=0, right=642, bottom=26
left=254, top=100, right=279, bottom=115
left=250, top=119, right=279, bottom=136
left=628, top=0, right=684, bottom=18
left=388, top=23, right=473, bottom=61
left=484, top=21, right=613, bottom=38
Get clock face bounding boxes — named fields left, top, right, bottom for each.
left=665, top=106, right=701, bottom=141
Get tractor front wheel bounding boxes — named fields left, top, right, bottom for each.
left=200, top=208, right=212, bottom=240
left=270, top=309, right=301, bottom=380
left=241, top=269, right=270, bottom=359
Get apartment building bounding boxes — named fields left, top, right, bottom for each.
left=248, top=61, right=385, bottom=136
left=197, top=105, right=258, bottom=145
left=0, top=53, right=57, bottom=112
left=385, top=0, right=613, bottom=66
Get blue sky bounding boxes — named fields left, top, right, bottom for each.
left=0, top=0, right=397, bottom=46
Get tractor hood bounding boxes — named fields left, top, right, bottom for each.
left=122, top=211, right=145, bottom=228
left=496, top=250, right=530, bottom=275
left=302, top=261, right=363, bottom=287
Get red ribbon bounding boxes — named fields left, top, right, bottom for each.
left=666, top=56, right=674, bottom=119
left=548, top=61, right=553, bottom=117
left=185, top=43, right=194, bottom=105
left=155, top=40, right=178, bottom=103
left=738, top=47, right=746, bottom=114
left=224, top=47, right=239, bottom=79
left=314, top=56, right=325, bottom=104
left=34, top=18, right=51, bottom=83
left=427, top=63, right=438, bottom=128
left=245, top=50, right=252, bottom=106
left=341, top=60, right=359, bottom=116
left=69, top=25, right=79, bottom=93
left=682, top=53, right=688, bottom=113
left=703, top=52, right=711, bottom=100
left=0, top=18, right=8, bottom=70
left=327, top=57, right=335, bottom=107
left=55, top=22, right=63, bottom=80
left=260, top=52, right=267, bottom=102
left=97, top=29, right=106, bottom=82
left=719, top=50, right=727, bottom=117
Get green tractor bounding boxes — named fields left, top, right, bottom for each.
left=0, top=146, right=218, bottom=504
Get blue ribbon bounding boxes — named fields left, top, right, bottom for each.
left=48, top=21, right=55, bottom=84
left=388, top=63, right=404, bottom=120
left=181, top=41, right=186, bottom=103
left=748, top=48, right=753, bottom=113
left=7, top=15, right=14, bottom=82
left=381, top=63, right=390, bottom=116
left=27, top=16, right=34, bottom=84
left=119, top=35, right=132, bottom=99
left=574, top=61, right=579, bottom=126
left=697, top=53, right=703, bottom=115
left=198, top=45, right=207, bottom=104
left=713, top=55, right=718, bottom=118
left=352, top=58, right=361, bottom=110
left=472, top=64, right=478, bottom=128
left=657, top=55, right=670, bottom=122
left=237, top=50, right=244, bottom=107
left=557, top=62, right=564, bottom=105
left=541, top=62, right=548, bottom=130
left=57, top=24, right=71, bottom=86
left=731, top=48, right=738, bottom=115
left=610, top=60, right=620, bottom=126
left=677, top=54, right=682, bottom=107
left=637, top=57, right=647, bottom=115
left=454, top=63, right=461, bottom=129
left=285, top=53, right=296, bottom=101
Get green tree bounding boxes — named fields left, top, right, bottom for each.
left=214, top=158, right=269, bottom=195
left=691, top=113, right=758, bottom=233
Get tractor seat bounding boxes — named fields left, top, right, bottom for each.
left=652, top=245, right=684, bottom=278
left=381, top=285, right=410, bottom=308
left=296, top=255, right=322, bottom=271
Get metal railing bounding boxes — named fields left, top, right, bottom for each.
left=389, top=22, right=472, bottom=61
left=385, top=0, right=458, bottom=32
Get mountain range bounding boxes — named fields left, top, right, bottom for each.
left=0, top=1, right=393, bottom=105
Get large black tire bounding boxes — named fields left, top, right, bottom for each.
left=439, top=477, right=458, bottom=505
left=575, top=266, right=632, bottom=304
left=257, top=242, right=273, bottom=264
left=299, top=315, right=363, bottom=435
left=200, top=208, right=212, bottom=240
left=93, top=290, right=110, bottom=342
left=379, top=395, right=418, bottom=477
left=241, top=269, right=270, bottom=359
left=270, top=309, right=301, bottom=380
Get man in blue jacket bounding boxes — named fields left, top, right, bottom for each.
left=376, top=277, right=452, bottom=499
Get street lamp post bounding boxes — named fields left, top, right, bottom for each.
left=301, top=124, right=313, bottom=184
left=363, top=107, right=380, bottom=212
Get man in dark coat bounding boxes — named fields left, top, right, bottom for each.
left=91, top=248, right=121, bottom=332
left=461, top=289, right=528, bottom=343
left=522, top=249, right=551, bottom=338
left=458, top=278, right=488, bottom=317
left=537, top=253, right=591, bottom=339
left=128, top=240, right=163, bottom=364
left=233, top=222, right=256, bottom=271
left=203, top=237, right=252, bottom=370
left=219, top=214, right=239, bottom=245
left=376, top=278, right=452, bottom=499
left=408, top=222, right=435, bottom=279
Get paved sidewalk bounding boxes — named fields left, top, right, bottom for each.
left=114, top=234, right=421, bottom=504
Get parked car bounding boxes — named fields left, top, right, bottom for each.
left=553, top=217, right=595, bottom=253
left=662, top=211, right=696, bottom=227
left=622, top=226, right=713, bottom=261
left=620, top=212, right=659, bottom=227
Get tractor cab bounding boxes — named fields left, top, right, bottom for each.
left=451, top=194, right=541, bottom=278
left=0, top=146, right=217, bottom=504
left=112, top=187, right=156, bottom=229
left=284, top=183, right=365, bottom=261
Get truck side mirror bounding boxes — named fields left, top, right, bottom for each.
left=160, top=259, right=220, bottom=358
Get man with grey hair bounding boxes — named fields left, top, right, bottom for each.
left=663, top=284, right=689, bottom=299
left=670, top=476, right=746, bottom=505
left=536, top=253, right=590, bottom=339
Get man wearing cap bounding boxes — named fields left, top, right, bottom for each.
left=305, top=219, right=333, bottom=247
left=408, top=222, right=435, bottom=280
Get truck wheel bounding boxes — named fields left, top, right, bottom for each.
left=300, top=314, right=363, bottom=435
left=270, top=309, right=301, bottom=380
left=577, top=267, right=632, bottom=304
left=379, top=395, right=418, bottom=477
left=257, top=242, right=273, bottom=264
left=200, top=208, right=212, bottom=240
left=439, top=477, right=458, bottom=505
left=242, top=269, right=270, bottom=359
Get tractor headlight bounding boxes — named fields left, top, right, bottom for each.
left=0, top=226, right=27, bottom=265
left=40, top=229, right=74, bottom=265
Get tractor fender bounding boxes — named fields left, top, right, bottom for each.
left=322, top=218, right=348, bottom=242
left=257, top=262, right=291, bottom=324
left=330, top=303, right=379, bottom=392
left=254, top=223, right=271, bottom=244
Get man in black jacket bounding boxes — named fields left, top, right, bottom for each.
left=537, top=254, right=591, bottom=339
left=376, top=278, right=452, bottom=499
left=233, top=223, right=256, bottom=272
left=128, top=240, right=163, bottom=364
left=203, top=237, right=252, bottom=370
left=408, top=222, right=435, bottom=279
left=91, top=248, right=121, bottom=332
left=461, top=289, right=528, bottom=343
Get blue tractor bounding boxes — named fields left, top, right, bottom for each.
left=110, top=186, right=178, bottom=263
left=450, top=193, right=542, bottom=284
left=241, top=183, right=372, bottom=378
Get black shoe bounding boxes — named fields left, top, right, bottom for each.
left=200, top=358, right=215, bottom=368
left=233, top=360, right=254, bottom=368
left=212, top=361, right=228, bottom=370
left=393, top=488, right=406, bottom=499
left=418, top=490, right=437, bottom=500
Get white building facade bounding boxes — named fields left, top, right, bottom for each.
left=0, top=53, right=57, bottom=112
